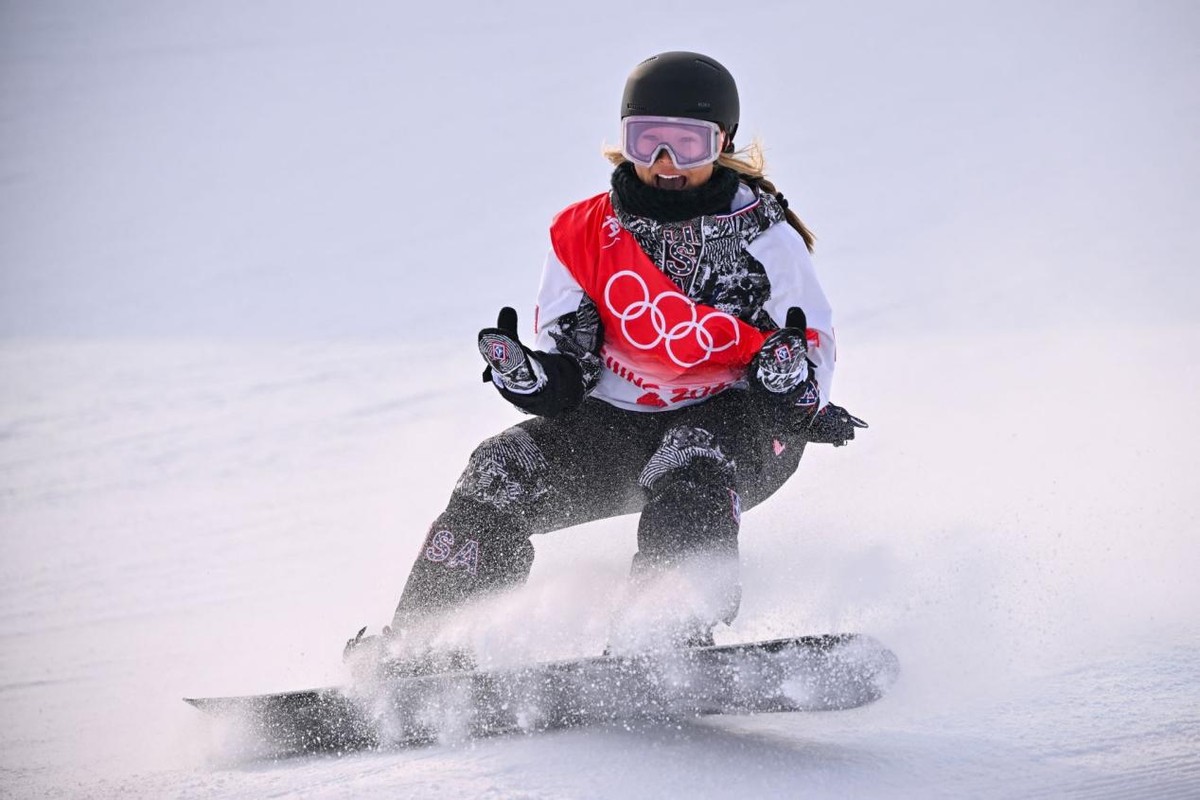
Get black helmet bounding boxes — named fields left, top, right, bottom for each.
left=621, top=51, right=740, bottom=150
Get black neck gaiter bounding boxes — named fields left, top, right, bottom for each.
left=610, top=161, right=740, bottom=223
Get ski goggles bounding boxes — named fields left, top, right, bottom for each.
left=621, top=115, right=723, bottom=170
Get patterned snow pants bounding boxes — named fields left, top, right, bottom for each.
left=392, top=389, right=806, bottom=631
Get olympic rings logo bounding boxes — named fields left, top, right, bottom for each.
left=603, top=270, right=741, bottom=368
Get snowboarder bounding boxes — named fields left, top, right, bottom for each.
left=348, top=51, right=866, bottom=670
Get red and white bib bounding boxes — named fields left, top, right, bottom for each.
left=550, top=193, right=767, bottom=409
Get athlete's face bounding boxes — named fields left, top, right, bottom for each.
left=632, top=131, right=727, bottom=191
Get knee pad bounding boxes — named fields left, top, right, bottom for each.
left=453, top=427, right=548, bottom=510
left=639, top=425, right=735, bottom=492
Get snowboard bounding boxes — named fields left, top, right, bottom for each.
left=185, top=633, right=898, bottom=758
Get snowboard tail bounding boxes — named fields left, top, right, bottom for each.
left=186, top=686, right=374, bottom=755
left=186, top=634, right=899, bottom=757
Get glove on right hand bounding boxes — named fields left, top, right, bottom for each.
left=477, top=307, right=585, bottom=418
left=478, top=306, right=547, bottom=394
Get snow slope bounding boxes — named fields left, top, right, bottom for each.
left=3, top=329, right=1197, bottom=799
left=2, top=1, right=1199, bottom=798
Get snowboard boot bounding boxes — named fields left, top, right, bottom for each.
left=680, top=624, right=716, bottom=649
left=380, top=646, right=476, bottom=679
left=343, top=625, right=476, bottom=682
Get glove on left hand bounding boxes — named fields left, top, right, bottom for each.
left=749, top=306, right=819, bottom=409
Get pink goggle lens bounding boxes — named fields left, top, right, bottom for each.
left=621, top=116, right=721, bottom=170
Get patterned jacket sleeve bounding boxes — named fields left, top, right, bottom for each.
left=532, top=248, right=604, bottom=396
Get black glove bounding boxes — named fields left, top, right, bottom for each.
left=749, top=307, right=819, bottom=410
left=478, top=307, right=585, bottom=417
left=804, top=402, right=868, bottom=446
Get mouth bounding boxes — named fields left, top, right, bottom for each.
left=654, top=174, right=688, bottom=190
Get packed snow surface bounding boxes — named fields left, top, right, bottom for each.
left=2, top=2, right=1198, bottom=798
